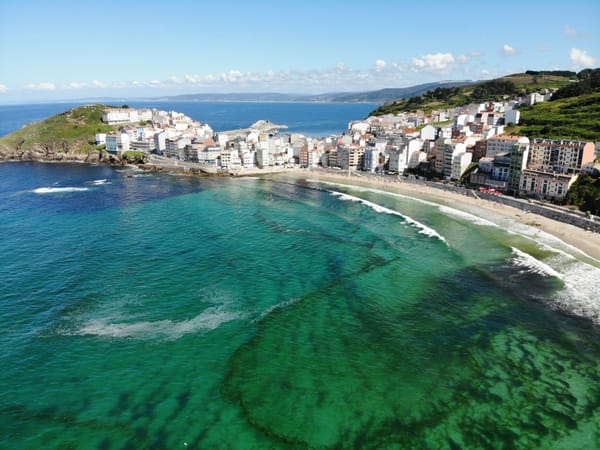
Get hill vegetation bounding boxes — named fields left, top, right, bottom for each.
left=0, top=104, right=124, bottom=164
left=369, top=71, right=575, bottom=116
left=0, top=104, right=115, bottom=152
left=507, top=91, right=600, bottom=141
left=507, top=68, right=600, bottom=141
left=564, top=173, right=600, bottom=216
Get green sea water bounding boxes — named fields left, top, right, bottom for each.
left=0, top=163, right=599, bottom=449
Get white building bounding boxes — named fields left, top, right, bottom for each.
left=451, top=151, right=473, bottom=180
left=486, top=136, right=530, bottom=158
left=102, top=108, right=139, bottom=125
left=505, top=109, right=520, bottom=125
left=363, top=148, right=382, bottom=172
left=95, top=133, right=106, bottom=146
left=420, top=125, right=436, bottom=141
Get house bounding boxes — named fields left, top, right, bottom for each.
left=519, top=170, right=577, bottom=200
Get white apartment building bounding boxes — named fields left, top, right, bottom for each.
left=451, top=151, right=473, bottom=180
left=486, top=136, right=530, bottom=158
left=442, top=140, right=467, bottom=179
left=363, top=148, right=382, bottom=172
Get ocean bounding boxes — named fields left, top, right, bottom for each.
left=0, top=101, right=379, bottom=138
left=1, top=104, right=599, bottom=448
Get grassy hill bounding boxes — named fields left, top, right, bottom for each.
left=0, top=104, right=116, bottom=153
left=507, top=91, right=600, bottom=141
left=370, top=71, right=575, bottom=116
left=0, top=104, right=133, bottom=164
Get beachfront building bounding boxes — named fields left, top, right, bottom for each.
left=485, top=135, right=530, bottom=158
left=363, top=148, right=383, bottom=172
left=527, top=139, right=596, bottom=174
left=337, top=146, right=365, bottom=171
left=451, top=151, right=473, bottom=181
left=519, top=170, right=577, bottom=200
left=507, top=142, right=530, bottom=194
left=441, top=139, right=467, bottom=179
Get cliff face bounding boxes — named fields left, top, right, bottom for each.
left=0, top=140, right=124, bottom=165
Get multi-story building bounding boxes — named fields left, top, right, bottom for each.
left=451, top=151, right=473, bottom=180
left=165, top=137, right=190, bottom=160
left=363, top=148, right=382, bottom=172
left=527, top=139, right=595, bottom=174
left=442, top=139, right=467, bottom=179
left=507, top=142, right=529, bottom=194
left=337, top=146, right=365, bottom=171
left=519, top=170, right=577, bottom=200
left=485, top=135, right=529, bottom=158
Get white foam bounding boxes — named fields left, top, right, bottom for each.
left=33, top=187, right=90, bottom=194
left=90, top=179, right=110, bottom=185
left=551, top=261, right=600, bottom=325
left=308, top=179, right=498, bottom=228
left=73, top=306, right=241, bottom=340
left=253, top=297, right=302, bottom=323
left=510, top=247, right=562, bottom=279
left=330, top=190, right=447, bottom=244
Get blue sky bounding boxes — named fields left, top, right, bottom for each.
left=0, top=0, right=598, bottom=103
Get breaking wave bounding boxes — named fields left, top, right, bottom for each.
left=510, top=247, right=562, bottom=279
left=89, top=179, right=110, bottom=185
left=32, top=187, right=90, bottom=194
left=330, top=190, right=447, bottom=244
left=308, top=179, right=498, bottom=228
left=509, top=247, right=600, bottom=324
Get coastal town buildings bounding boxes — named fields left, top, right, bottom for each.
left=99, top=86, right=593, bottom=202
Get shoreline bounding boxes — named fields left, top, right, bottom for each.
left=3, top=157, right=599, bottom=260
left=293, top=169, right=600, bottom=262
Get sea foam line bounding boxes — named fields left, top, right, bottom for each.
left=33, top=186, right=90, bottom=194
left=70, top=306, right=242, bottom=340
left=89, top=179, right=110, bottom=185
left=510, top=247, right=562, bottom=279
left=308, top=179, right=498, bottom=228
left=313, top=180, right=600, bottom=324
left=330, top=190, right=447, bottom=244
left=308, top=179, right=599, bottom=262
left=509, top=247, right=600, bottom=324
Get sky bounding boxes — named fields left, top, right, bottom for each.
left=0, top=0, right=598, bottom=104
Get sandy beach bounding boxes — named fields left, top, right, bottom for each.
left=293, top=169, right=600, bottom=262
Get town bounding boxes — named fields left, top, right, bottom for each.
left=98, top=91, right=599, bottom=202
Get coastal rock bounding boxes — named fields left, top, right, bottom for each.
left=0, top=141, right=124, bottom=166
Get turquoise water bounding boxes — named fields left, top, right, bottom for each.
left=1, top=163, right=599, bottom=448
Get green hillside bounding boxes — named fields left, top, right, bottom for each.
left=370, top=71, right=575, bottom=116
left=0, top=104, right=116, bottom=154
left=507, top=91, right=600, bottom=141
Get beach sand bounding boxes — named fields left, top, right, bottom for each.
left=295, top=170, right=600, bottom=262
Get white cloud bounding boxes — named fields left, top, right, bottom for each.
left=374, top=59, right=387, bottom=70
left=24, top=82, right=56, bottom=91
left=66, top=82, right=88, bottom=89
left=0, top=83, right=8, bottom=93
left=502, top=44, right=516, bottom=56
left=412, top=53, right=455, bottom=70
left=91, top=79, right=108, bottom=88
left=570, top=48, right=596, bottom=67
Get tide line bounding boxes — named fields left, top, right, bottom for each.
left=330, top=190, right=447, bottom=244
